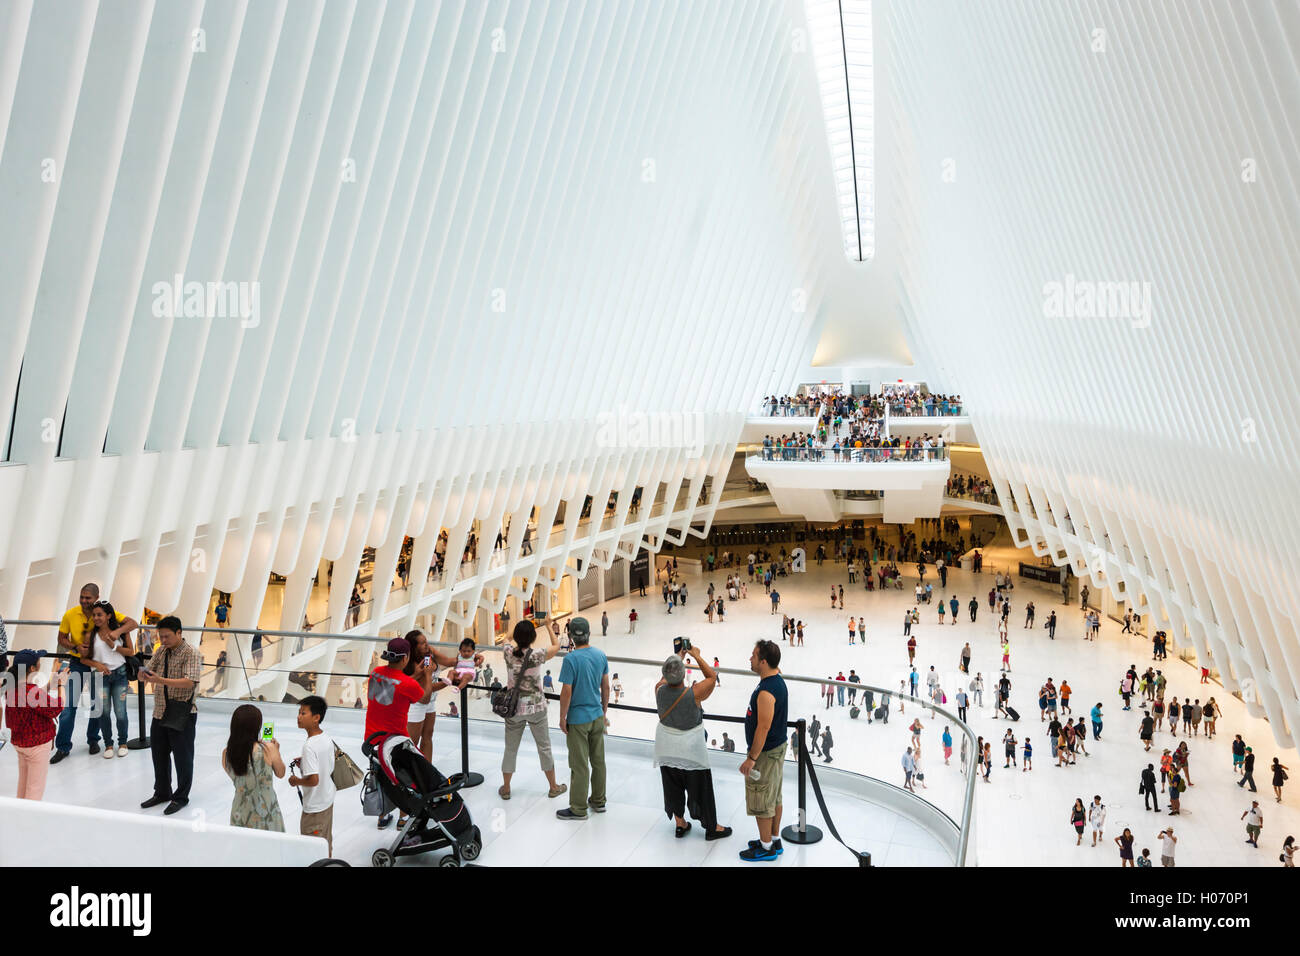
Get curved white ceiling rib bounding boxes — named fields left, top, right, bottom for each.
left=0, top=0, right=896, bottom=653
left=879, top=0, right=1300, bottom=744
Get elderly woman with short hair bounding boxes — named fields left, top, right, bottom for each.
left=654, top=645, right=732, bottom=841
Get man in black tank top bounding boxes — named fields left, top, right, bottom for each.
left=740, top=640, right=788, bottom=862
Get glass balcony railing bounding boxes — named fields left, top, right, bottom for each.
left=756, top=401, right=817, bottom=417
left=889, top=401, right=964, bottom=417
left=750, top=446, right=948, bottom=463
left=4, top=621, right=979, bottom=865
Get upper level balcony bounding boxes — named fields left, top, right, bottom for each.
left=744, top=445, right=949, bottom=524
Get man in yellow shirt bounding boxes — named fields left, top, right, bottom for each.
left=51, top=583, right=138, bottom=763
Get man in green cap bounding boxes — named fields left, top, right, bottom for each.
left=556, top=617, right=610, bottom=820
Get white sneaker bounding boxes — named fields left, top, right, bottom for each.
left=103, top=748, right=115, bottom=759
left=117, top=745, right=128, bottom=757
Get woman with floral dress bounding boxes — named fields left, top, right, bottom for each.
left=222, top=703, right=286, bottom=832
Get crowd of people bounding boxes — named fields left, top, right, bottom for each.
left=2, top=520, right=1296, bottom=871
left=759, top=431, right=947, bottom=462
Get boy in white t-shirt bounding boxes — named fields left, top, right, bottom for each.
left=288, top=696, right=337, bottom=856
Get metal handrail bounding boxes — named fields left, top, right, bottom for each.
left=3, top=619, right=978, bottom=866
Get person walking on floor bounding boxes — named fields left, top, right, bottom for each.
left=1141, top=764, right=1160, bottom=811
left=1242, top=801, right=1264, bottom=847
left=556, top=617, right=610, bottom=821
left=1071, top=798, right=1086, bottom=845
left=1088, top=795, right=1106, bottom=846
left=1272, top=758, right=1289, bottom=803
left=821, top=726, right=833, bottom=763
left=1115, top=827, right=1135, bottom=867
left=1239, top=747, right=1258, bottom=792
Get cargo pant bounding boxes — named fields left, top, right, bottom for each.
left=565, top=717, right=606, bottom=816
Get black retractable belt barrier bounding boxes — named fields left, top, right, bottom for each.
left=457, top=682, right=483, bottom=788
left=127, top=652, right=152, bottom=750
left=793, top=731, right=871, bottom=867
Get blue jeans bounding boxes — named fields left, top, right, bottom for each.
left=1091, top=720, right=1102, bottom=739
left=54, top=660, right=101, bottom=754
left=97, top=665, right=130, bottom=747
left=837, top=687, right=845, bottom=705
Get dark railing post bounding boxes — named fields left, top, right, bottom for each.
left=126, top=654, right=151, bottom=751
left=782, top=718, right=822, bottom=845
left=457, top=683, right=483, bottom=788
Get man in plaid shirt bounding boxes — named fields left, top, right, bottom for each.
left=138, top=616, right=201, bottom=815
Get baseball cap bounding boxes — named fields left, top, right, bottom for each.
left=12, top=648, right=46, bottom=668
left=568, top=616, right=591, bottom=642
left=382, top=637, right=411, bottom=661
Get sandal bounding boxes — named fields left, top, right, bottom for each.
left=498, top=785, right=510, bottom=800
left=675, top=822, right=692, bottom=838
left=548, top=784, right=567, bottom=799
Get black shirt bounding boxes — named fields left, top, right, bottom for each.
left=746, top=674, right=789, bottom=752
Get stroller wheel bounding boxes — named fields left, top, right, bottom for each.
left=371, top=848, right=396, bottom=868
left=460, top=827, right=482, bottom=862
left=438, top=855, right=460, bottom=867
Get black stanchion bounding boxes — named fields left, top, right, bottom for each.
left=456, top=683, right=483, bottom=788
left=782, top=718, right=823, bottom=845
left=126, top=655, right=151, bottom=750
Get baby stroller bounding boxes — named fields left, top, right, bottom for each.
left=362, top=732, right=482, bottom=867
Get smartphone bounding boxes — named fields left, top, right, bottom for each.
left=423, top=655, right=432, bottom=666
left=673, top=637, right=691, bottom=655
left=261, top=721, right=274, bottom=741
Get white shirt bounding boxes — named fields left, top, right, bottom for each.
left=1245, top=806, right=1263, bottom=827
left=92, top=632, right=128, bottom=672
left=299, top=732, right=337, bottom=813
left=1160, top=833, right=1177, bottom=857
left=1089, top=803, right=1106, bottom=827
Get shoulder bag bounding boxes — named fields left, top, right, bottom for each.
left=491, top=648, right=529, bottom=718
left=160, top=648, right=195, bottom=732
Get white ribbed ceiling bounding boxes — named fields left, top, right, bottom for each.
left=875, top=0, right=1300, bottom=743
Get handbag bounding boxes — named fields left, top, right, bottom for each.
left=492, top=649, right=530, bottom=718
left=123, top=652, right=144, bottom=682
left=330, top=742, right=365, bottom=790
left=159, top=649, right=195, bottom=732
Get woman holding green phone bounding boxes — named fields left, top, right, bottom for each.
left=222, top=703, right=286, bottom=832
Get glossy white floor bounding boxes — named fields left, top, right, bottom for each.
left=576, top=547, right=1299, bottom=867
left=0, top=699, right=949, bottom=868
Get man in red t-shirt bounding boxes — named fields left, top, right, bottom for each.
left=364, top=637, right=435, bottom=743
